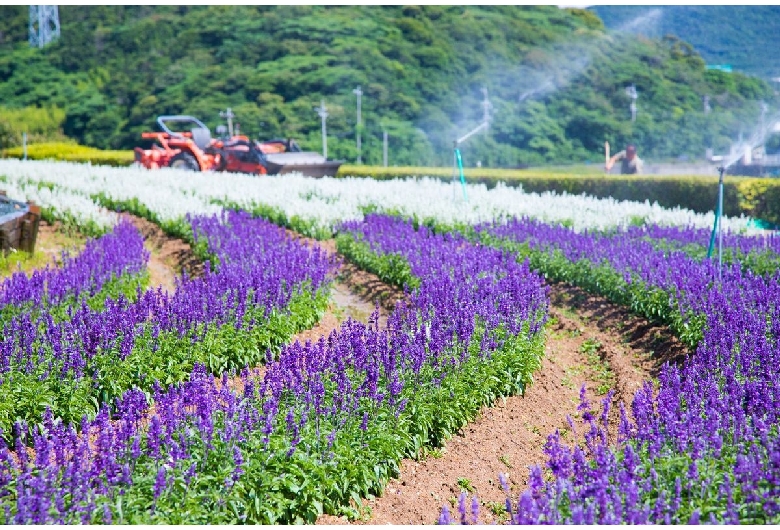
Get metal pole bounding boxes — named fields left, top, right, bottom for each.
left=316, top=100, right=328, bottom=159
left=220, top=108, right=235, bottom=137
left=23, top=132, right=27, bottom=161
left=626, top=84, right=638, bottom=122
left=760, top=101, right=768, bottom=154
left=353, top=85, right=362, bottom=164
left=383, top=130, right=388, bottom=167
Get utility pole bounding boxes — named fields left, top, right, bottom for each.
left=219, top=108, right=235, bottom=137
left=383, top=130, right=388, bottom=167
left=761, top=101, right=768, bottom=132
left=353, top=85, right=363, bottom=164
left=29, top=6, right=60, bottom=48
left=315, top=100, right=329, bottom=159
left=760, top=101, right=768, bottom=156
left=626, top=84, right=638, bottom=122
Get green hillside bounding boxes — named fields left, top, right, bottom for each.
left=591, top=6, right=780, bottom=81
left=0, top=5, right=774, bottom=166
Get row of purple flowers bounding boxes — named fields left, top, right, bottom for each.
left=0, top=213, right=549, bottom=523
left=438, top=216, right=780, bottom=524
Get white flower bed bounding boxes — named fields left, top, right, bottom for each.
left=0, top=159, right=758, bottom=234
left=1, top=175, right=118, bottom=230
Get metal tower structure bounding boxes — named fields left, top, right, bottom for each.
left=29, top=6, right=61, bottom=48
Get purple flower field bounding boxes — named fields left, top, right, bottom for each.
left=436, top=215, right=780, bottom=524
left=0, top=213, right=549, bottom=523
left=0, top=205, right=777, bottom=524
left=0, top=210, right=332, bottom=437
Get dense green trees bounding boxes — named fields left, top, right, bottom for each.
left=0, top=6, right=774, bottom=166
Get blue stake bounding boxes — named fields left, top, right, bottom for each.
left=454, top=147, right=468, bottom=202
left=707, top=166, right=725, bottom=272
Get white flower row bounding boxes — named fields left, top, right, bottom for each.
left=0, top=175, right=118, bottom=230
left=0, top=159, right=758, bottom=234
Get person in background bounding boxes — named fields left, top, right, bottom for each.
left=606, top=144, right=643, bottom=174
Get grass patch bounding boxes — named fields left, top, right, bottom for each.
left=580, top=338, right=615, bottom=395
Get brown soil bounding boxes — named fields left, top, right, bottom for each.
left=120, top=213, right=202, bottom=292
left=34, top=220, right=87, bottom=262
left=547, top=282, right=688, bottom=384
left=318, top=280, right=689, bottom=525
left=290, top=263, right=406, bottom=345
left=285, top=232, right=407, bottom=345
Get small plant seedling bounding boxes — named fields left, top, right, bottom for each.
left=419, top=446, right=445, bottom=459
left=457, top=477, right=475, bottom=493
left=580, top=338, right=602, bottom=355
left=487, top=501, right=508, bottom=522
left=579, top=338, right=615, bottom=395
left=499, top=454, right=513, bottom=469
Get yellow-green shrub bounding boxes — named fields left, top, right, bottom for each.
left=0, top=106, right=67, bottom=148
left=1, top=142, right=134, bottom=167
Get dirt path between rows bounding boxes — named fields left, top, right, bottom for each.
left=287, top=234, right=407, bottom=346
left=318, top=281, right=688, bottom=525
left=121, top=213, right=203, bottom=293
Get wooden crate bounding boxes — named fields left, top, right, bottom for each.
left=0, top=190, right=41, bottom=255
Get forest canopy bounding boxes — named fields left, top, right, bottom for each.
left=0, top=5, right=774, bottom=166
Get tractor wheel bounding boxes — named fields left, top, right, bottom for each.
left=169, top=152, right=200, bottom=171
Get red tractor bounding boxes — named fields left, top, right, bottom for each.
left=133, top=115, right=341, bottom=178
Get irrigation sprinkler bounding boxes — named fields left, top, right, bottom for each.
left=706, top=165, right=726, bottom=279
left=451, top=87, right=491, bottom=203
